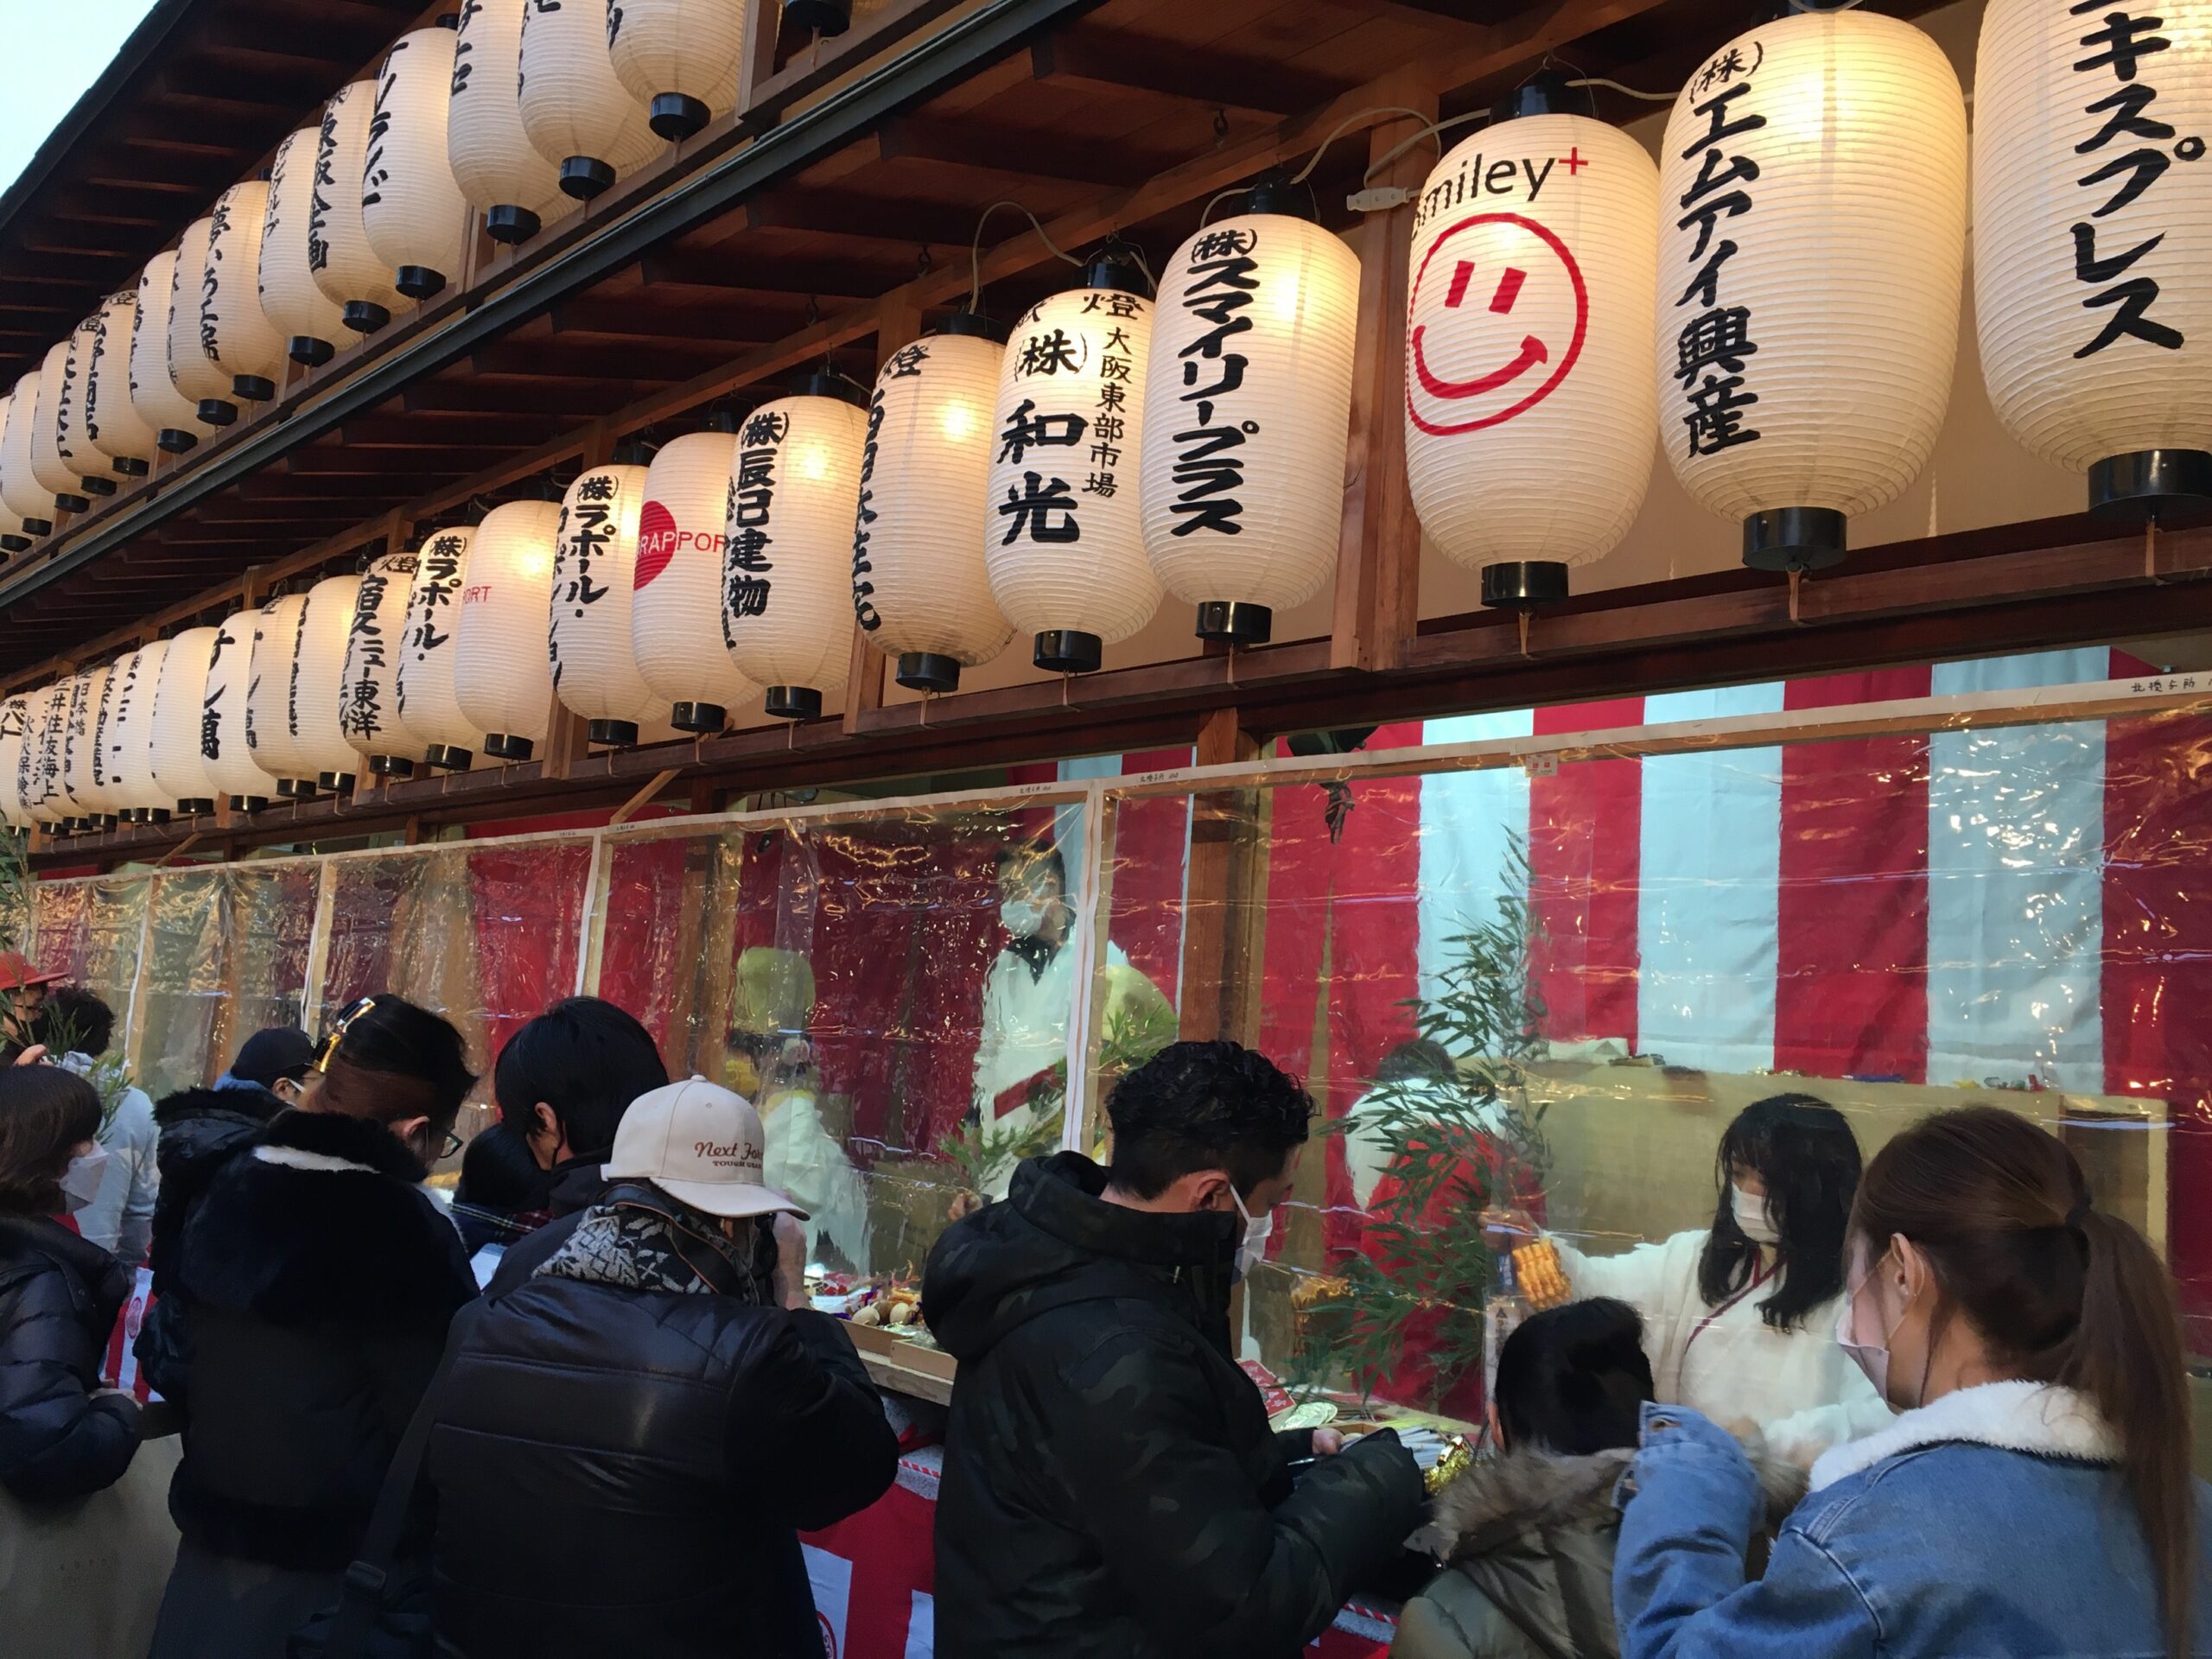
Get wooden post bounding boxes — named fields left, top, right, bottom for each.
left=1331, top=97, right=1436, bottom=673
left=1176, top=707, right=1267, bottom=1044
left=843, top=290, right=922, bottom=734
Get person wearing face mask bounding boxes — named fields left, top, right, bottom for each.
left=34, top=985, right=161, bottom=1266
left=925, top=1039, right=1426, bottom=1658
left=149, top=995, right=480, bottom=1659
left=1491, top=1095, right=1887, bottom=1468
left=1614, top=1104, right=2212, bottom=1659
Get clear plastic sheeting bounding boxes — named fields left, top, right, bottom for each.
left=31, top=874, right=149, bottom=1032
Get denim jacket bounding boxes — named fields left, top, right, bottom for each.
left=1612, top=1383, right=2212, bottom=1658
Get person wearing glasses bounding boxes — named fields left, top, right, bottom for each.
left=147, top=995, right=480, bottom=1659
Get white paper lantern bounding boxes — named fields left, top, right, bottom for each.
left=363, top=25, right=474, bottom=302
left=60, top=671, right=108, bottom=829
left=295, top=575, right=365, bottom=791
left=455, top=498, right=562, bottom=757
left=549, top=459, right=671, bottom=745
left=106, top=642, right=170, bottom=821
left=1405, top=109, right=1660, bottom=607
left=633, top=423, right=756, bottom=728
left=449, top=0, right=571, bottom=245
left=311, top=80, right=409, bottom=334
left=261, top=125, right=350, bottom=366
left=607, top=0, right=747, bottom=142
left=131, top=251, right=216, bottom=453
left=29, top=340, right=91, bottom=510
left=149, top=626, right=220, bottom=814
left=202, top=607, right=279, bottom=809
left=340, top=548, right=431, bottom=777
left=88, top=663, right=128, bottom=824
left=246, top=594, right=318, bottom=797
left=165, top=215, right=238, bottom=429
left=0, top=378, right=59, bottom=533
left=82, top=289, right=161, bottom=477
left=1974, top=0, right=2212, bottom=516
left=56, top=316, right=117, bottom=501
left=0, top=695, right=29, bottom=830
left=721, top=386, right=868, bottom=717
left=202, top=181, right=289, bottom=404
left=1655, top=12, right=1967, bottom=570
left=852, top=321, right=1012, bottom=691
left=22, top=685, right=70, bottom=825
left=1140, top=195, right=1361, bottom=643
left=397, top=525, right=486, bottom=767
left=518, top=0, right=661, bottom=200
left=985, top=270, right=1160, bottom=671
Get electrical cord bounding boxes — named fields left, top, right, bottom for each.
left=966, top=200, right=1081, bottom=315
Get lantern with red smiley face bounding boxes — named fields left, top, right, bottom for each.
left=632, top=416, right=758, bottom=733
left=1405, top=79, right=1660, bottom=608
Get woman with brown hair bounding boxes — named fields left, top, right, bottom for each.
left=1612, top=1104, right=2210, bottom=1659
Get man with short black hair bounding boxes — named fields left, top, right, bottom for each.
left=925, top=1039, right=1426, bottom=1657
left=37, top=984, right=159, bottom=1262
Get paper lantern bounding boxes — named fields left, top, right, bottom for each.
left=311, top=80, right=408, bottom=334
left=397, top=525, right=486, bottom=768
left=984, top=260, right=1160, bottom=673
left=455, top=499, right=562, bottom=757
left=518, top=0, right=661, bottom=199
left=721, top=383, right=867, bottom=718
left=246, top=595, right=318, bottom=797
left=60, top=671, right=109, bottom=831
left=852, top=318, right=1013, bottom=691
left=607, top=0, right=747, bottom=142
left=0, top=695, right=29, bottom=830
left=202, top=181, right=289, bottom=405
left=261, top=125, right=350, bottom=366
left=1654, top=11, right=1967, bottom=570
left=165, top=215, right=238, bottom=431
left=0, top=378, right=59, bottom=533
left=449, top=0, right=570, bottom=244
left=105, top=643, right=170, bottom=823
left=550, top=457, right=670, bottom=745
left=294, top=575, right=365, bottom=791
left=21, top=685, right=70, bottom=825
left=1405, top=96, right=1660, bottom=607
left=1139, top=183, right=1361, bottom=643
left=340, top=548, right=430, bottom=777
left=1974, top=0, right=2212, bottom=518
left=56, top=316, right=118, bottom=501
left=634, top=422, right=756, bottom=729
left=29, top=341, right=92, bottom=512
left=131, top=251, right=216, bottom=454
left=363, top=24, right=473, bottom=302
left=202, top=608, right=279, bottom=810
left=82, top=289, right=160, bottom=477
left=0, top=391, right=29, bottom=552
left=149, top=626, right=220, bottom=814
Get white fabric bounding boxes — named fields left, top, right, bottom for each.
left=1809, top=1379, right=2117, bottom=1492
left=1414, top=709, right=1534, bottom=1010
left=60, top=1057, right=157, bottom=1266
left=1340, top=1076, right=1496, bottom=1211
left=1555, top=1226, right=1892, bottom=1465
left=251, top=1143, right=378, bottom=1175
left=761, top=1085, right=871, bottom=1273
left=970, top=937, right=1130, bottom=1128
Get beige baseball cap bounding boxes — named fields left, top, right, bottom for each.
left=602, top=1075, right=808, bottom=1219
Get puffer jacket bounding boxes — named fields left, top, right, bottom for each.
left=0, top=1213, right=139, bottom=1502
left=1395, top=1439, right=1804, bottom=1659
left=164, top=1107, right=475, bottom=1569
left=924, top=1152, right=1426, bottom=1659
left=480, top=1154, right=607, bottom=1298
left=425, top=1183, right=898, bottom=1658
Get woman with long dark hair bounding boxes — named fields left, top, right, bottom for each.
left=1614, top=1104, right=2210, bottom=1659
left=1504, top=1094, right=1888, bottom=1464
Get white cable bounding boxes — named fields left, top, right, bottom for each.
left=1569, top=76, right=1676, bottom=103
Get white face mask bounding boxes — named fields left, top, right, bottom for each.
left=1000, top=897, right=1049, bottom=938
left=1231, top=1184, right=1274, bottom=1281
left=1835, top=1281, right=1891, bottom=1403
left=60, top=1146, right=109, bottom=1213
left=1732, top=1184, right=1782, bottom=1247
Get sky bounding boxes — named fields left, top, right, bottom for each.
left=0, top=1, right=164, bottom=200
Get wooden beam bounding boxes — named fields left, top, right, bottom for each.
left=1177, top=708, right=1265, bottom=1044
left=1031, top=29, right=1352, bottom=119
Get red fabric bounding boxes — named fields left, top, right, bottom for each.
left=1107, top=746, right=1195, bottom=1002
left=467, top=842, right=593, bottom=1065
left=1774, top=670, right=1933, bottom=1080
left=1528, top=699, right=1643, bottom=1046
left=594, top=836, right=696, bottom=1053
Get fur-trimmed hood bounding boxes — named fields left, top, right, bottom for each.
left=1809, top=1380, right=2117, bottom=1492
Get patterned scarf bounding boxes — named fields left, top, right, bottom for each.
left=535, top=1192, right=768, bottom=1301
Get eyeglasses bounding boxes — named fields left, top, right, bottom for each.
left=314, top=995, right=379, bottom=1074
left=427, top=1127, right=464, bottom=1162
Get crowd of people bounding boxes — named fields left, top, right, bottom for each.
left=0, top=956, right=2205, bottom=1659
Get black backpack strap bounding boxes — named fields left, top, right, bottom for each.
left=321, top=1297, right=486, bottom=1659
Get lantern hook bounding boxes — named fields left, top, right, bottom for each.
left=1211, top=108, right=1229, bottom=147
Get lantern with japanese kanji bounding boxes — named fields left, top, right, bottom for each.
left=550, top=455, right=669, bottom=745
left=363, top=24, right=474, bottom=302
left=634, top=420, right=756, bottom=731
left=0, top=378, right=59, bottom=535
left=35, top=678, right=85, bottom=828
left=62, top=670, right=113, bottom=831
left=985, top=255, right=1160, bottom=673
left=853, top=317, right=1013, bottom=692
left=108, top=642, right=171, bottom=823
left=202, top=181, right=289, bottom=406
left=54, top=318, right=115, bottom=502
left=201, top=608, right=278, bottom=810
left=397, top=526, right=485, bottom=769
left=1139, top=179, right=1362, bottom=644
left=82, top=289, right=161, bottom=478
left=164, top=216, right=238, bottom=431
left=342, top=548, right=430, bottom=778
left=518, top=0, right=661, bottom=200
left=455, top=498, right=563, bottom=759
left=1974, top=0, right=2212, bottom=518
left=449, top=0, right=570, bottom=244
left=19, top=685, right=69, bottom=826
left=261, top=125, right=350, bottom=365
left=607, top=0, right=747, bottom=142
left=1654, top=10, right=1967, bottom=570
left=246, top=594, right=318, bottom=798
left=131, top=251, right=216, bottom=453
left=0, top=695, right=29, bottom=830
left=29, top=341, right=91, bottom=513
left=311, top=81, right=409, bottom=334
left=149, top=628, right=220, bottom=816
left=296, top=575, right=365, bottom=792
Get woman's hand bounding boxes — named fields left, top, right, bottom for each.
left=10, top=1044, right=46, bottom=1066
left=771, top=1212, right=810, bottom=1310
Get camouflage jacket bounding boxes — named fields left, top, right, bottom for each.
left=924, top=1153, right=1425, bottom=1658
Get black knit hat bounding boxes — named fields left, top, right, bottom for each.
left=230, top=1026, right=316, bottom=1088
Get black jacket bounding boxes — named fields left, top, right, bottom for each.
left=924, top=1154, right=1426, bottom=1659
left=165, top=1108, right=476, bottom=1569
left=480, top=1154, right=606, bottom=1298
left=0, top=1213, right=139, bottom=1502
left=425, top=1193, right=899, bottom=1658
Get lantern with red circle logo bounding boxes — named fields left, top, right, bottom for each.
left=632, top=418, right=755, bottom=732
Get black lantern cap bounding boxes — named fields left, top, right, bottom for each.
left=341, top=301, right=391, bottom=334
left=112, top=456, right=149, bottom=477
left=764, top=685, right=823, bottom=721
left=423, top=743, right=473, bottom=772
left=1483, top=561, right=1572, bottom=610
left=1196, top=601, right=1274, bottom=645
left=0, top=535, right=28, bottom=553
left=232, top=374, right=276, bottom=402
left=2088, top=450, right=2212, bottom=524
left=1743, top=506, right=1847, bottom=573
left=784, top=0, right=853, bottom=36
left=938, top=309, right=1009, bottom=344
left=650, top=92, right=711, bottom=142
left=274, top=777, right=316, bottom=800
left=560, top=156, right=617, bottom=200
left=1033, top=630, right=1103, bottom=675
left=395, top=265, right=447, bottom=301
left=229, top=793, right=269, bottom=814
left=20, top=516, right=53, bottom=535
left=289, top=334, right=335, bottom=366
left=587, top=719, right=639, bottom=747
left=196, top=398, right=238, bottom=428
left=1492, top=70, right=1580, bottom=124
left=670, top=701, right=726, bottom=734
left=314, top=772, right=356, bottom=794
left=798, top=369, right=869, bottom=408
left=1240, top=168, right=1319, bottom=223
left=175, top=798, right=215, bottom=817
left=485, top=205, right=541, bottom=245
left=896, top=652, right=962, bottom=694
left=610, top=435, right=656, bottom=467
left=53, top=491, right=90, bottom=514
left=483, top=733, right=534, bottom=761
left=1081, top=241, right=1149, bottom=296
left=134, top=807, right=172, bottom=826
left=156, top=429, right=196, bottom=454
left=366, top=754, right=415, bottom=779
left=701, top=408, right=740, bottom=434
left=79, top=476, right=117, bottom=498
